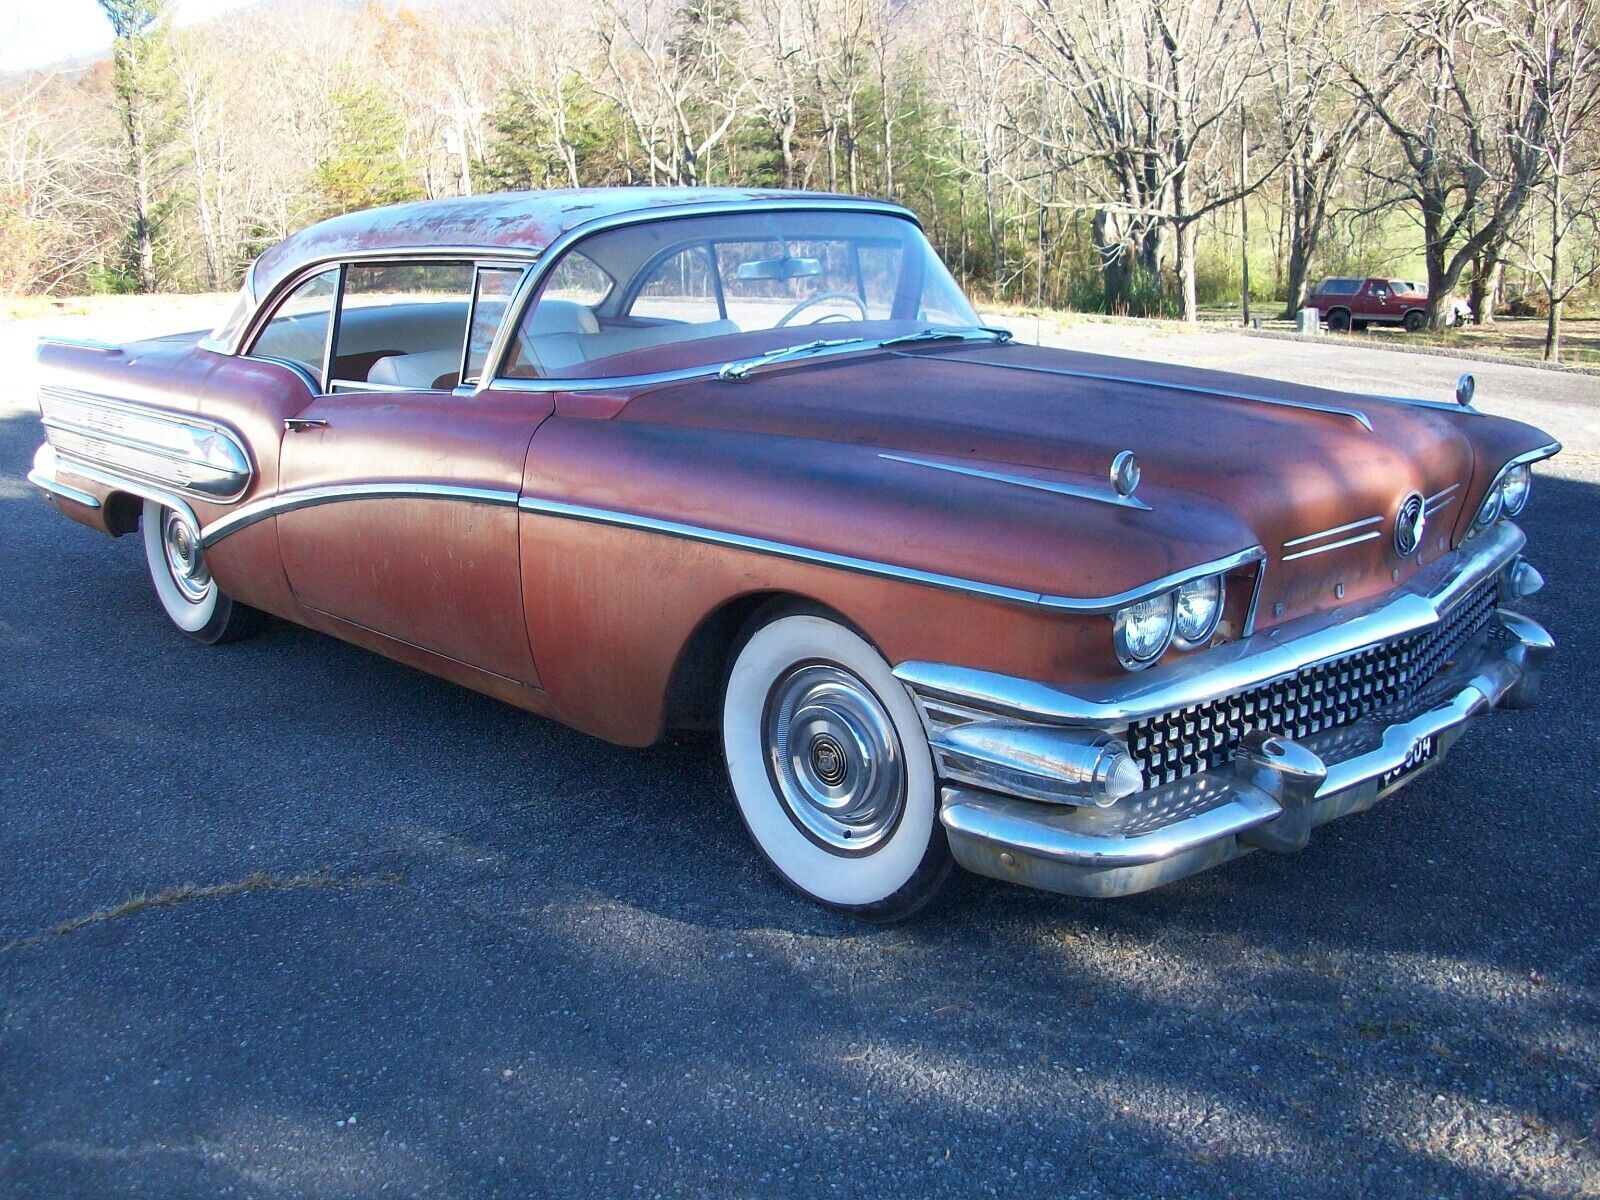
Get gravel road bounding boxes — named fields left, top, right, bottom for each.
left=2, top=301, right=1597, bottom=1198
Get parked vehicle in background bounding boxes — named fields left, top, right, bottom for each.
left=28, top=188, right=1558, bottom=919
left=1309, top=277, right=1451, bottom=333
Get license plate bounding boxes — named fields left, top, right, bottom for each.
left=1380, top=734, right=1437, bottom=790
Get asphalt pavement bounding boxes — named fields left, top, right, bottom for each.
left=2, top=307, right=1597, bottom=1198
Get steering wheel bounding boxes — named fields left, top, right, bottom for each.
left=775, top=291, right=868, bottom=328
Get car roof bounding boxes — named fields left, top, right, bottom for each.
left=248, top=187, right=913, bottom=302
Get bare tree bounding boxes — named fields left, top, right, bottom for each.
left=98, top=0, right=174, bottom=292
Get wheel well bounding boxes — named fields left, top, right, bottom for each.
left=662, top=591, right=863, bottom=731
left=104, top=492, right=141, bottom=537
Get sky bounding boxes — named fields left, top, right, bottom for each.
left=0, top=0, right=255, bottom=73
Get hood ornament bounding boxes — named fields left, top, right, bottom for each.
left=1395, top=492, right=1426, bottom=557
left=1110, top=451, right=1141, bottom=498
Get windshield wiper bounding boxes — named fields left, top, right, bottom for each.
left=718, top=337, right=871, bottom=381
left=717, top=326, right=1014, bottom=383
left=878, top=326, right=1015, bottom=349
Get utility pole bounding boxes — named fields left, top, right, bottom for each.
left=1239, top=99, right=1250, bottom=327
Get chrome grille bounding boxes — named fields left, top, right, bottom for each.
left=1127, top=580, right=1500, bottom=787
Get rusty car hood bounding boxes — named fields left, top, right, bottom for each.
left=607, top=342, right=1555, bottom=630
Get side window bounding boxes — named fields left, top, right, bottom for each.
left=249, top=268, right=338, bottom=379
left=332, top=262, right=475, bottom=390
left=463, top=266, right=523, bottom=385
left=631, top=245, right=721, bottom=323
left=542, top=252, right=612, bottom=306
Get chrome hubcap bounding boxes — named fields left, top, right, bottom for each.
left=161, top=510, right=211, bottom=603
left=764, top=664, right=906, bottom=854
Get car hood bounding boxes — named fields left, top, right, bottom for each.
left=588, top=342, right=1553, bottom=630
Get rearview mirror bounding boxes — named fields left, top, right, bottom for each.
left=736, top=257, right=823, bottom=282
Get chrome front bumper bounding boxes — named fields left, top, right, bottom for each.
left=897, top=525, right=1553, bottom=898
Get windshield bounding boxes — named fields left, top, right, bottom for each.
left=503, top=209, right=980, bottom=381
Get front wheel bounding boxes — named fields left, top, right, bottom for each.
left=722, top=612, right=951, bottom=920
left=141, top=500, right=265, bottom=644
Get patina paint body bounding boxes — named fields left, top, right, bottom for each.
left=27, top=188, right=1560, bottom=909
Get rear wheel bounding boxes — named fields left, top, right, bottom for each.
left=141, top=499, right=265, bottom=644
left=1403, top=310, right=1426, bottom=332
left=1325, top=308, right=1351, bottom=332
left=721, top=612, right=951, bottom=920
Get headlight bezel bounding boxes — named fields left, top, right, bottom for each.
left=1112, top=590, right=1176, bottom=670
left=1171, top=573, right=1225, bottom=650
left=1500, top=463, right=1531, bottom=516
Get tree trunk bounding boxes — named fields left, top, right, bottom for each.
left=1176, top=220, right=1198, bottom=324
left=1545, top=172, right=1563, bottom=362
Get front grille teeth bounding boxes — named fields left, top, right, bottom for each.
left=1126, top=580, right=1499, bottom=787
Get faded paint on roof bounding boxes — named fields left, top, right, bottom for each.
left=250, top=187, right=908, bottom=301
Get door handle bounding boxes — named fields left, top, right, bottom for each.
left=284, top=417, right=328, bottom=432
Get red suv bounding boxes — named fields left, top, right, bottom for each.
left=1309, top=277, right=1434, bottom=332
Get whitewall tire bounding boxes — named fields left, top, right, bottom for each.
left=141, top=499, right=264, bottom=644
left=722, top=612, right=951, bottom=920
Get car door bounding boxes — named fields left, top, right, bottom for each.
left=274, top=261, right=550, bottom=684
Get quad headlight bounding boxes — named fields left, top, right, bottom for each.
left=1475, top=461, right=1534, bottom=530
left=1173, top=574, right=1225, bottom=649
left=1113, top=572, right=1227, bottom=669
left=1112, top=591, right=1176, bottom=669
left=1500, top=463, right=1531, bottom=515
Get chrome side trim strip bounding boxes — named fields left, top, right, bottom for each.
left=37, top=386, right=254, bottom=501
left=878, top=453, right=1154, bottom=511
left=894, top=520, right=1526, bottom=727
left=1282, top=514, right=1382, bottom=549
left=517, top=495, right=1260, bottom=613
left=920, top=353, right=1375, bottom=432
left=199, top=482, right=519, bottom=547
left=28, top=445, right=101, bottom=508
left=1281, top=530, right=1382, bottom=562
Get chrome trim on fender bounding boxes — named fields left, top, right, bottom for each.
left=28, top=444, right=102, bottom=508
left=199, top=482, right=520, bottom=548
left=1280, top=529, right=1382, bottom=562
left=1425, top=483, right=1460, bottom=515
left=895, top=521, right=1527, bottom=727
left=923, top=353, right=1376, bottom=432
left=517, top=495, right=1262, bottom=614
left=41, top=450, right=203, bottom=533
left=1282, top=514, right=1382, bottom=549
left=37, top=386, right=254, bottom=501
left=878, top=453, right=1154, bottom=512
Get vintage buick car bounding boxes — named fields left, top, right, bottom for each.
left=30, top=188, right=1559, bottom=919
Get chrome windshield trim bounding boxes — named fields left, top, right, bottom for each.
left=476, top=196, right=921, bottom=394
left=878, top=453, right=1153, bottom=512
left=200, top=482, right=519, bottom=548
left=1282, top=515, right=1382, bottom=548
left=1280, top=530, right=1382, bottom=562
left=894, top=521, right=1527, bottom=727
left=518, top=495, right=1258, bottom=613
left=919, top=353, right=1376, bottom=432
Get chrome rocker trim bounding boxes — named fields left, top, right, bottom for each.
left=933, top=605, right=1551, bottom=898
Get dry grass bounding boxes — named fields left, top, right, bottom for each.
left=1, top=869, right=404, bottom=952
